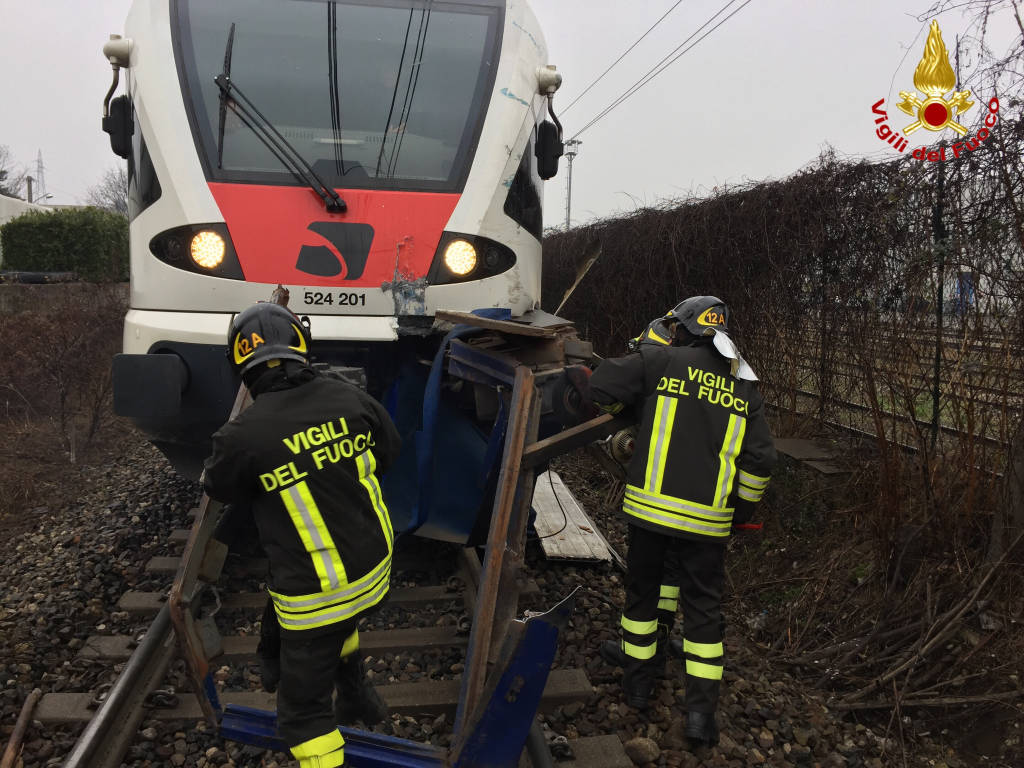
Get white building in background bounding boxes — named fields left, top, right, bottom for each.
left=0, top=194, right=50, bottom=266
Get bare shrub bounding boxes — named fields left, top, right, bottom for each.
left=0, top=284, right=126, bottom=462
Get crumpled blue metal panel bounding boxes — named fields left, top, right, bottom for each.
left=219, top=705, right=444, bottom=768
left=381, top=308, right=514, bottom=543
left=451, top=588, right=578, bottom=768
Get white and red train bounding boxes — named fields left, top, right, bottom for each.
left=103, top=0, right=563, bottom=539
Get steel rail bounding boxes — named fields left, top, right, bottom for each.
left=64, top=604, right=177, bottom=768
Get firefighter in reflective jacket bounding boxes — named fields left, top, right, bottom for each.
left=588, top=296, right=776, bottom=747
left=203, top=302, right=401, bottom=768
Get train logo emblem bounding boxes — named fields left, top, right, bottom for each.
left=896, top=21, right=972, bottom=137
left=295, top=222, right=375, bottom=279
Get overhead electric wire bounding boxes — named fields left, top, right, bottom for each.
left=375, top=9, right=415, bottom=177
left=387, top=3, right=433, bottom=178
left=561, top=0, right=686, bottom=115
left=327, top=2, right=346, bottom=177
left=570, top=0, right=754, bottom=140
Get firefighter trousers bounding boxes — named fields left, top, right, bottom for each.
left=621, top=524, right=726, bottom=714
left=269, top=614, right=360, bottom=766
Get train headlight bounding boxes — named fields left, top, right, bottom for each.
left=190, top=231, right=226, bottom=269
left=443, top=240, right=477, bottom=276
left=426, top=233, right=516, bottom=286
left=150, top=224, right=243, bottom=279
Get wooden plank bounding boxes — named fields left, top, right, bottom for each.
left=434, top=310, right=559, bottom=338
left=115, top=584, right=491, bottom=617
left=168, top=528, right=191, bottom=545
left=117, top=591, right=167, bottom=615
left=804, top=460, right=848, bottom=475
left=532, top=471, right=612, bottom=564
left=35, top=669, right=592, bottom=722
left=145, top=556, right=267, bottom=577
left=521, top=414, right=630, bottom=470
left=78, top=627, right=469, bottom=662
left=144, top=556, right=183, bottom=575
left=774, top=438, right=835, bottom=461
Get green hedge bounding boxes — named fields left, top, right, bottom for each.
left=0, top=207, right=128, bottom=282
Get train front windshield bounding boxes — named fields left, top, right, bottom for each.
left=174, top=0, right=502, bottom=192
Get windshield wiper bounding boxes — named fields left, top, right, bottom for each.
left=216, top=24, right=236, bottom=170
left=213, top=31, right=346, bottom=213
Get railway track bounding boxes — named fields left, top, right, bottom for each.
left=35, top=503, right=634, bottom=767
left=31, top=309, right=636, bottom=768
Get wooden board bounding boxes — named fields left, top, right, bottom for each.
left=532, top=471, right=612, bottom=564
left=774, top=438, right=847, bottom=474
left=434, top=310, right=560, bottom=338
left=773, top=438, right=835, bottom=461
left=35, top=669, right=592, bottom=722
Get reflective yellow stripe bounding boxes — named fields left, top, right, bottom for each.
left=660, top=585, right=680, bottom=599
left=623, top=499, right=731, bottom=538
left=621, top=616, right=657, bottom=635
left=625, top=486, right=733, bottom=518
left=683, top=639, right=724, bottom=658
left=274, top=568, right=390, bottom=630
left=686, top=659, right=724, bottom=680
left=647, top=328, right=670, bottom=344
left=291, top=729, right=345, bottom=759
left=599, top=402, right=625, bottom=415
left=281, top=482, right=347, bottom=592
left=623, top=495, right=732, bottom=525
left=269, top=555, right=389, bottom=610
left=658, top=598, right=677, bottom=612
left=645, top=395, right=677, bottom=493
left=713, top=415, right=746, bottom=508
left=623, top=639, right=657, bottom=660
left=340, top=629, right=359, bottom=658
left=356, top=450, right=393, bottom=551
left=296, top=749, right=345, bottom=768
left=737, top=485, right=763, bottom=502
left=737, top=469, right=769, bottom=489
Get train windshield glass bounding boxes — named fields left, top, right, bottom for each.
left=174, top=0, right=501, bottom=191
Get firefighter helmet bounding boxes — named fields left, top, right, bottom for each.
left=626, top=316, right=676, bottom=352
left=227, top=303, right=311, bottom=374
left=668, top=296, right=729, bottom=339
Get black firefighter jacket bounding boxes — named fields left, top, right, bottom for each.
left=203, top=374, right=401, bottom=633
left=590, top=341, right=776, bottom=542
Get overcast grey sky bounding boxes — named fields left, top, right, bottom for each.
left=0, top=0, right=1016, bottom=221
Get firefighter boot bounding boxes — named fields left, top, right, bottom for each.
left=621, top=659, right=658, bottom=710
left=334, top=654, right=389, bottom=726
left=685, top=711, right=720, bottom=748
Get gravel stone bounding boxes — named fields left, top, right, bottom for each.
left=623, top=736, right=660, bottom=764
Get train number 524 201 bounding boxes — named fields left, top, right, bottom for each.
left=303, top=291, right=366, bottom=307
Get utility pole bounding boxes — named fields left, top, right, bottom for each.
left=564, top=139, right=581, bottom=230
left=25, top=175, right=34, bottom=203
left=35, top=150, right=46, bottom=200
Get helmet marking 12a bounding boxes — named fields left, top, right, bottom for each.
left=227, top=303, right=311, bottom=374
left=669, top=296, right=729, bottom=338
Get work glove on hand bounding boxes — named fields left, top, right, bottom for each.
left=551, top=365, right=599, bottom=426
left=731, top=499, right=762, bottom=533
